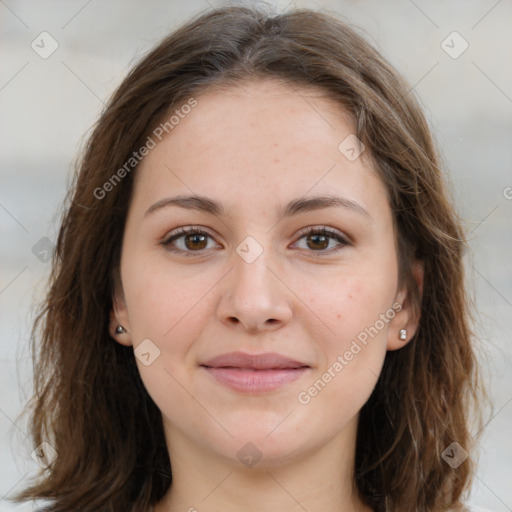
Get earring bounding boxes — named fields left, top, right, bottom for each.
left=399, top=328, right=407, bottom=341
left=115, top=325, right=127, bottom=334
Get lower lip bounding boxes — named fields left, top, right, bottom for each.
left=202, top=367, right=309, bottom=394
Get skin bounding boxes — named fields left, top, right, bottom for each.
left=110, top=79, right=422, bottom=512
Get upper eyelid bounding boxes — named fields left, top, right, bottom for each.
left=163, top=226, right=217, bottom=243
left=294, top=225, right=348, bottom=238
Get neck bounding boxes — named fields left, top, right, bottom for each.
left=155, top=416, right=373, bottom=512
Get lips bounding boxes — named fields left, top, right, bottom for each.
left=200, top=351, right=310, bottom=394
left=201, top=351, right=309, bottom=370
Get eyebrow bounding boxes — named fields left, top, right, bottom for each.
left=144, top=194, right=371, bottom=220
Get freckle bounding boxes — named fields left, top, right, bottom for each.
left=274, top=158, right=280, bottom=164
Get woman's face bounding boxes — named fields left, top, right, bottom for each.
left=112, top=79, right=418, bottom=468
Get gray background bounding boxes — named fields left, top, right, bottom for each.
left=1, top=0, right=511, bottom=510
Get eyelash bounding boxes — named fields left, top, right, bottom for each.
left=160, top=226, right=351, bottom=257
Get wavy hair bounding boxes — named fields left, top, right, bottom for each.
left=15, top=4, right=482, bottom=511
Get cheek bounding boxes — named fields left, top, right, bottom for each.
left=122, top=255, right=207, bottom=340
left=121, top=256, right=221, bottom=399
left=294, top=253, right=397, bottom=405
left=300, top=262, right=398, bottom=346
left=294, top=274, right=393, bottom=430
left=122, top=260, right=213, bottom=424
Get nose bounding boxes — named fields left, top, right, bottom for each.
left=216, top=245, right=293, bottom=333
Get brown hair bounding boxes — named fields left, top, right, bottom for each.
left=15, top=4, right=482, bottom=511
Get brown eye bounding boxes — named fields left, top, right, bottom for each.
left=161, top=227, right=217, bottom=256
left=306, top=233, right=330, bottom=251
left=183, top=233, right=208, bottom=250
left=294, top=227, right=350, bottom=254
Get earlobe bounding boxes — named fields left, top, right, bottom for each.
left=109, top=291, right=133, bottom=347
left=387, top=322, right=413, bottom=351
left=386, top=260, right=424, bottom=351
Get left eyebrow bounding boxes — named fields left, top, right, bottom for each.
left=278, top=195, right=371, bottom=221
left=144, top=194, right=372, bottom=221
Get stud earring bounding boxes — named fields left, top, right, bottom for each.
left=115, top=325, right=127, bottom=334
left=399, top=328, right=407, bottom=341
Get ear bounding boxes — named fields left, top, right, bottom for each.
left=109, top=285, right=133, bottom=347
left=386, top=260, right=424, bottom=351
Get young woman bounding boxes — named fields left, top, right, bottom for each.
left=15, top=4, right=483, bottom=511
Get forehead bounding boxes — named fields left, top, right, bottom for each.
left=167, top=79, right=357, bottom=152
left=132, top=79, right=387, bottom=220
